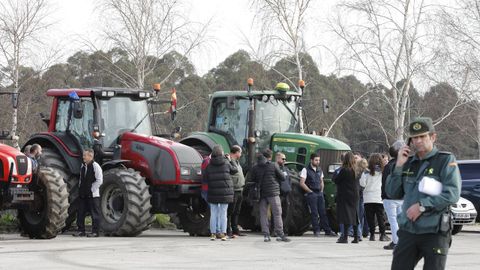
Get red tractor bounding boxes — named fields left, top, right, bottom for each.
left=0, top=142, right=68, bottom=238
left=24, top=87, right=205, bottom=236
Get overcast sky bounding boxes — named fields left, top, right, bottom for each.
left=48, top=0, right=337, bottom=76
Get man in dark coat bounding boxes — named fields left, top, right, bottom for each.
left=203, top=145, right=237, bottom=241
left=250, top=149, right=291, bottom=242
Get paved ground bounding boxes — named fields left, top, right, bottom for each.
left=1, top=225, right=480, bottom=270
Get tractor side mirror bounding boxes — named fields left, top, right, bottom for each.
left=322, top=99, right=329, bottom=113
left=0, top=130, right=11, bottom=140
left=72, top=100, right=83, bottom=119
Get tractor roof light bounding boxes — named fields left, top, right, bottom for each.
left=153, top=83, right=161, bottom=91
left=247, top=78, right=254, bottom=86
left=298, top=80, right=305, bottom=89
left=101, top=91, right=115, bottom=97
left=275, top=82, right=290, bottom=93
left=139, top=92, right=150, bottom=98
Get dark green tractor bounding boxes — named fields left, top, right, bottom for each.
left=180, top=80, right=350, bottom=235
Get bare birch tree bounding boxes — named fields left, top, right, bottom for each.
left=0, top=0, right=51, bottom=148
left=439, top=0, right=480, bottom=157
left=96, top=0, right=210, bottom=89
left=331, top=0, right=441, bottom=140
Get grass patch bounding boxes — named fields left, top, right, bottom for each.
left=0, top=212, right=19, bottom=233
left=152, top=214, right=176, bottom=229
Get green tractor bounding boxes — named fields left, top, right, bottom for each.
left=180, top=79, right=350, bottom=236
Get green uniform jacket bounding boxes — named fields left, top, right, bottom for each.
left=386, top=146, right=461, bottom=234
left=230, top=159, right=245, bottom=192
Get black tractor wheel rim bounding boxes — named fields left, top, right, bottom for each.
left=23, top=185, right=47, bottom=225
left=102, top=184, right=125, bottom=223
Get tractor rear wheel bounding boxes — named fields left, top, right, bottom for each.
left=18, top=167, right=69, bottom=239
left=283, top=173, right=311, bottom=236
left=100, top=168, right=154, bottom=236
left=40, top=148, right=79, bottom=231
left=238, top=172, right=311, bottom=235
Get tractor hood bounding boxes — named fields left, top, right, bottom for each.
left=119, top=132, right=203, bottom=185
left=0, top=144, right=33, bottom=184
left=271, top=133, right=351, bottom=151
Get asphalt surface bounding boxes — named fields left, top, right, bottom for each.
left=1, top=225, right=479, bottom=270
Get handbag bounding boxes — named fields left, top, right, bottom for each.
left=248, top=182, right=261, bottom=202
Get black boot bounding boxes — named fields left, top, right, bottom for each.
left=351, top=225, right=359, bottom=243
left=336, top=235, right=348, bottom=243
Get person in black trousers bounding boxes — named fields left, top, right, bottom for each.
left=73, top=149, right=103, bottom=237
left=334, top=152, right=359, bottom=243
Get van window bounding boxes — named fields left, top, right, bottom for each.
left=458, top=163, right=480, bottom=180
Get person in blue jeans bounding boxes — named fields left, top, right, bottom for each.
left=203, top=145, right=237, bottom=241
left=381, top=141, right=405, bottom=250
left=300, top=153, right=337, bottom=237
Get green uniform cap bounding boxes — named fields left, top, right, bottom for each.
left=408, top=117, right=435, bottom=138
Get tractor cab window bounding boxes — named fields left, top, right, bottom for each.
left=254, top=98, right=298, bottom=150
left=99, top=97, right=152, bottom=147
left=211, top=97, right=249, bottom=145
left=55, top=98, right=95, bottom=148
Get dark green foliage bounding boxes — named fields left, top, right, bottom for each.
left=1, top=49, right=477, bottom=159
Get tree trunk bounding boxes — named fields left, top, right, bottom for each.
left=477, top=108, right=480, bottom=159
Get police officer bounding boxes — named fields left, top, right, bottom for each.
left=300, top=153, right=336, bottom=237
left=386, top=117, right=461, bottom=270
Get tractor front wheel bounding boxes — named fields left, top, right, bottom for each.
left=100, top=168, right=154, bottom=236
left=175, top=200, right=210, bottom=236
left=18, top=167, right=69, bottom=239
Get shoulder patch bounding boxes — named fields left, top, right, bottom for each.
left=448, top=162, right=457, bottom=167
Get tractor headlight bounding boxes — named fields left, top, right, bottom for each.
left=195, top=168, right=202, bottom=176
left=180, top=167, right=191, bottom=176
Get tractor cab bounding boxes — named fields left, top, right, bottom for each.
left=45, top=87, right=171, bottom=160
left=209, top=90, right=301, bottom=156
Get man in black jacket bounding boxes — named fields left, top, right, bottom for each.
left=275, top=152, right=291, bottom=234
left=73, top=149, right=103, bottom=237
left=251, top=149, right=290, bottom=242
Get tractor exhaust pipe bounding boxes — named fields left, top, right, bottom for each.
left=246, top=78, right=256, bottom=170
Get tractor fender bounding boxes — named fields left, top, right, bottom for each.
left=102, top=159, right=130, bottom=171
left=23, top=133, right=82, bottom=175
left=180, top=132, right=231, bottom=154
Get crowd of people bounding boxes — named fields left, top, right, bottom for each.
left=200, top=143, right=405, bottom=249
left=20, top=117, right=459, bottom=270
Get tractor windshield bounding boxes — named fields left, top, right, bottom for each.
left=99, top=97, right=152, bottom=147
left=211, top=96, right=299, bottom=150
left=254, top=99, right=298, bottom=150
